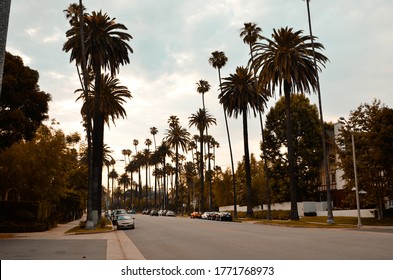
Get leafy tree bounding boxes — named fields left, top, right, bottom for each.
left=0, top=52, right=51, bottom=150
left=337, top=100, right=393, bottom=218
left=263, top=94, right=323, bottom=203
left=251, top=27, right=328, bottom=220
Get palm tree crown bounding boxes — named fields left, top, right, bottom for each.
left=251, top=27, right=328, bottom=94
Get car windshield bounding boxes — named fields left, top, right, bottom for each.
left=117, top=215, right=132, bottom=220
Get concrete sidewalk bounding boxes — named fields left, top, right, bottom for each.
left=0, top=216, right=145, bottom=260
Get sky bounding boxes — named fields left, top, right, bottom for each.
left=5, top=0, right=393, bottom=176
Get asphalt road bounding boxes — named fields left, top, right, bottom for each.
left=125, top=214, right=393, bottom=260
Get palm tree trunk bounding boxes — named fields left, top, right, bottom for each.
left=199, top=130, right=205, bottom=212
left=0, top=0, right=11, bottom=99
left=306, top=0, right=334, bottom=224
left=218, top=68, right=237, bottom=218
left=175, top=144, right=179, bottom=213
left=284, top=82, right=299, bottom=220
left=242, top=109, right=253, bottom=218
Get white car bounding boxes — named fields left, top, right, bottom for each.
left=166, top=210, right=175, bottom=217
left=116, top=214, right=135, bottom=230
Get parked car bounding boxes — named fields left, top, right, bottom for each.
left=116, top=214, right=135, bottom=230
left=190, top=212, right=202, bottom=219
left=111, top=209, right=127, bottom=225
left=150, top=210, right=159, bottom=216
left=166, top=210, right=175, bottom=217
left=158, top=210, right=168, bottom=216
left=201, top=212, right=210, bottom=219
left=216, top=212, right=232, bottom=221
left=127, top=209, right=136, bottom=214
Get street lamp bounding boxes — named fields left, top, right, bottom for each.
left=338, top=117, right=362, bottom=227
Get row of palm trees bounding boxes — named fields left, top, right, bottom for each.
left=63, top=2, right=329, bottom=224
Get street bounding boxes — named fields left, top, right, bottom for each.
left=125, top=214, right=393, bottom=260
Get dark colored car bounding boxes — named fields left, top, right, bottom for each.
left=216, top=212, right=232, bottom=221
left=150, top=210, right=159, bottom=216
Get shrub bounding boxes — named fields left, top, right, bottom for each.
left=79, top=220, right=87, bottom=229
left=304, top=212, right=317, bottom=217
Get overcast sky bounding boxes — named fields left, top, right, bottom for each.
left=6, top=0, right=393, bottom=174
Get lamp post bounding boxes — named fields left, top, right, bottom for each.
left=339, top=117, right=362, bottom=227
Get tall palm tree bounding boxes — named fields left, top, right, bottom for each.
left=164, top=117, right=191, bottom=212
left=142, top=148, right=151, bottom=209
left=240, top=22, right=272, bottom=218
left=118, top=172, right=131, bottom=208
left=0, top=0, right=11, bottom=99
left=219, top=66, right=267, bottom=217
left=125, top=158, right=139, bottom=209
left=209, top=50, right=238, bottom=217
left=189, top=108, right=216, bottom=212
left=150, top=127, right=158, bottom=206
left=251, top=27, right=328, bottom=220
left=304, top=0, right=334, bottom=224
left=196, top=80, right=211, bottom=110
left=63, top=1, right=94, bottom=227
left=63, top=9, right=133, bottom=219
left=156, top=141, right=174, bottom=209
left=108, top=168, right=118, bottom=209
left=133, top=139, right=139, bottom=153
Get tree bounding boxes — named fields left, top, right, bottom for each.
left=118, top=172, right=131, bottom=208
left=0, top=52, right=51, bottom=150
left=209, top=50, right=238, bottom=217
left=189, top=108, right=216, bottom=212
left=219, top=66, right=267, bottom=217
left=63, top=8, right=133, bottom=221
left=156, top=141, right=174, bottom=209
left=0, top=0, right=11, bottom=98
left=164, top=117, right=190, bottom=212
left=263, top=94, right=323, bottom=203
left=251, top=27, right=328, bottom=220
left=337, top=100, right=393, bottom=219
left=108, top=169, right=119, bottom=208
left=150, top=127, right=158, bottom=206
left=240, top=22, right=272, bottom=218
left=196, top=80, right=211, bottom=110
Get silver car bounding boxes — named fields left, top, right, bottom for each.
left=116, top=214, right=135, bottom=230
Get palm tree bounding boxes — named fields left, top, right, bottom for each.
left=133, top=139, right=139, bottom=153
left=125, top=158, right=139, bottom=209
left=251, top=27, right=328, bottom=220
left=0, top=0, right=11, bottom=99
left=150, top=127, right=158, bottom=206
left=196, top=80, right=211, bottom=110
left=209, top=50, right=238, bottom=217
left=189, top=109, right=216, bottom=212
left=240, top=22, right=272, bottom=218
left=164, top=117, right=191, bottom=212
left=118, top=172, right=131, bottom=208
left=304, top=0, right=334, bottom=224
left=63, top=9, right=133, bottom=219
left=219, top=66, right=268, bottom=217
left=63, top=1, right=94, bottom=227
left=77, top=73, right=132, bottom=126
left=142, top=148, right=151, bottom=208
left=156, top=141, right=174, bottom=209
left=108, top=168, right=118, bottom=209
